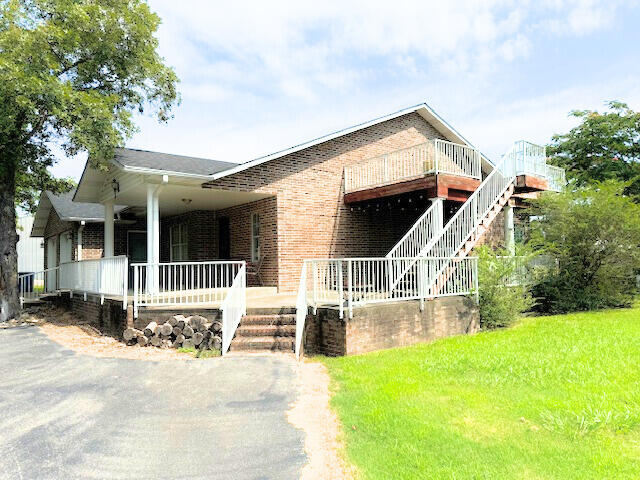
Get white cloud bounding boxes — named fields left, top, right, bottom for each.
left=47, top=0, right=639, bottom=181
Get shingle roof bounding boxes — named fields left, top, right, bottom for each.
left=47, top=189, right=125, bottom=221
left=113, top=148, right=237, bottom=176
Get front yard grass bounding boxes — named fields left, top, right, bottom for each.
left=322, top=307, right=640, bottom=479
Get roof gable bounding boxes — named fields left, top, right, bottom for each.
left=31, top=190, right=125, bottom=237
left=208, top=102, right=492, bottom=181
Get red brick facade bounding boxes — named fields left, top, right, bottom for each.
left=41, top=112, right=510, bottom=293
left=203, top=112, right=449, bottom=291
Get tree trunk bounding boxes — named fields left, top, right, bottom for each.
left=0, top=163, right=19, bottom=322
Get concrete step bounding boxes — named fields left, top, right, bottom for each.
left=241, top=314, right=296, bottom=326
left=235, top=324, right=295, bottom=337
left=230, top=336, right=295, bottom=352
left=245, top=307, right=296, bottom=315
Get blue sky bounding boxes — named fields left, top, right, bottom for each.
left=52, top=0, right=640, bottom=181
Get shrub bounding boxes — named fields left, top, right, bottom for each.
left=476, top=245, right=535, bottom=329
left=529, top=181, right=640, bottom=313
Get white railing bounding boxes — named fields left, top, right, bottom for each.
left=132, top=261, right=244, bottom=316
left=344, top=139, right=482, bottom=193
left=511, top=140, right=547, bottom=177
left=435, top=139, right=482, bottom=179
left=386, top=200, right=442, bottom=260
left=18, top=267, right=59, bottom=306
left=545, top=164, right=565, bottom=192
left=221, top=262, right=247, bottom=355
left=295, top=262, right=308, bottom=360
left=308, top=257, right=477, bottom=319
left=497, top=255, right=557, bottom=286
left=58, top=256, right=129, bottom=308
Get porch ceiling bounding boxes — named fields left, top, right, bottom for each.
left=119, top=184, right=272, bottom=217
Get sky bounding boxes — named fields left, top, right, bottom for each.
left=51, top=0, right=640, bottom=181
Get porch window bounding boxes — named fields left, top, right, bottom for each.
left=170, top=223, right=188, bottom=261
left=251, top=213, right=260, bottom=262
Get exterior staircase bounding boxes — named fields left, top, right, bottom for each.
left=386, top=141, right=549, bottom=296
left=230, top=308, right=296, bottom=352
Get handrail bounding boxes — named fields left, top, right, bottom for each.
left=18, top=266, right=60, bottom=306
left=307, top=256, right=477, bottom=318
left=344, top=138, right=482, bottom=193
left=295, top=261, right=308, bottom=360
left=131, top=260, right=244, bottom=316
left=221, top=262, right=247, bottom=355
left=386, top=200, right=442, bottom=259
left=58, top=256, right=129, bottom=308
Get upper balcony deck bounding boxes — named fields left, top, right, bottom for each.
left=343, top=139, right=565, bottom=204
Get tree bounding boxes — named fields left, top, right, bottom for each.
left=529, top=182, right=640, bottom=313
left=0, top=0, right=179, bottom=321
left=475, top=245, right=536, bottom=329
left=547, top=101, right=640, bottom=194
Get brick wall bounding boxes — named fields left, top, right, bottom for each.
left=216, top=197, right=278, bottom=286
left=204, top=112, right=447, bottom=292
left=304, top=296, right=479, bottom=356
left=68, top=294, right=127, bottom=337
left=160, top=210, right=217, bottom=262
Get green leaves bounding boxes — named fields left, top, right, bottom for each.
left=548, top=101, right=640, bottom=196
left=529, top=182, right=640, bottom=313
left=0, top=0, right=179, bottom=209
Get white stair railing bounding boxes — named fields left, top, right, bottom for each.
left=295, top=261, right=308, bottom=359
left=18, top=267, right=59, bottom=306
left=386, top=200, right=443, bottom=259
left=221, top=262, right=247, bottom=355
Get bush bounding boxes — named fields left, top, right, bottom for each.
left=476, top=245, right=535, bottom=329
left=529, top=181, right=640, bottom=313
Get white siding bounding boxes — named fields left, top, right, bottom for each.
left=17, top=215, right=45, bottom=273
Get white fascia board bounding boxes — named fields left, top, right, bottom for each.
left=119, top=165, right=213, bottom=180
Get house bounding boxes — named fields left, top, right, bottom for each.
left=17, top=215, right=44, bottom=280
left=26, top=103, right=565, bottom=355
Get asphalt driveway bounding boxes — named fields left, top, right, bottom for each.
left=0, top=326, right=306, bottom=480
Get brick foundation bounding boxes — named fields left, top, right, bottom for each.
left=65, top=294, right=127, bottom=337
left=303, top=296, right=479, bottom=356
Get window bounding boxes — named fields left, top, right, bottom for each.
left=170, top=224, right=188, bottom=261
left=251, top=213, right=260, bottom=262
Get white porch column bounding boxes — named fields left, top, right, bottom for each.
left=146, top=183, right=162, bottom=293
left=104, top=202, right=114, bottom=257
left=77, top=221, right=85, bottom=260
left=504, top=204, right=515, bottom=255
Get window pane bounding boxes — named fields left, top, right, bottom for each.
left=181, top=225, right=188, bottom=244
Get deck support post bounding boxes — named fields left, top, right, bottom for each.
left=504, top=204, right=515, bottom=255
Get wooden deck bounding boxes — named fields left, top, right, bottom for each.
left=343, top=173, right=482, bottom=204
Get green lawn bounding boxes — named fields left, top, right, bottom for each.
left=322, top=307, right=640, bottom=479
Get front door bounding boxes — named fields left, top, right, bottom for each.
left=59, top=232, right=73, bottom=264
left=218, top=217, right=230, bottom=259
left=128, top=231, right=147, bottom=289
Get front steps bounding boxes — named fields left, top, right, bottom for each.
left=230, top=308, right=296, bottom=353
